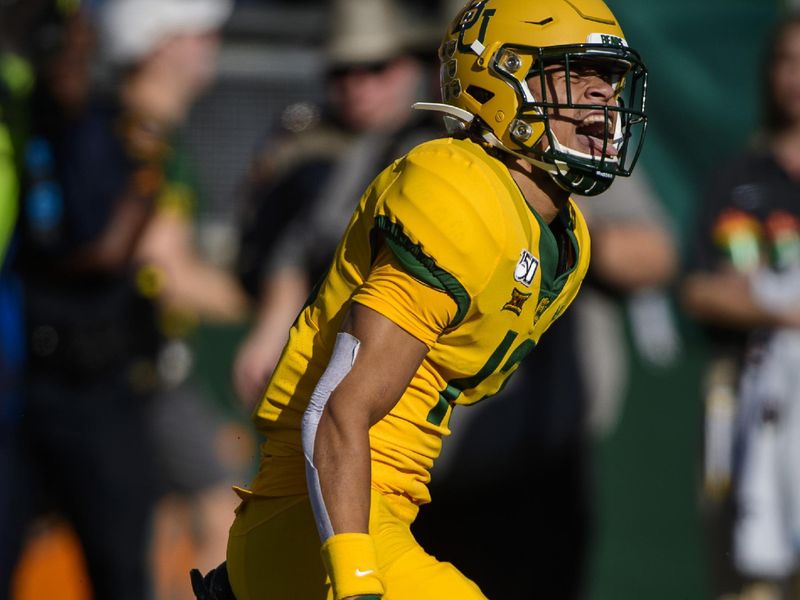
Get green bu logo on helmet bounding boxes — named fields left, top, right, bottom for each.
left=456, top=0, right=489, bottom=31
left=454, top=0, right=495, bottom=53
left=418, top=0, right=648, bottom=196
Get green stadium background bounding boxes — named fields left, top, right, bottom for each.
left=590, top=1, right=783, bottom=598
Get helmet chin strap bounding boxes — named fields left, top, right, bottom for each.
left=412, top=102, right=613, bottom=196
left=480, top=130, right=613, bottom=196
left=547, top=134, right=616, bottom=196
left=553, top=166, right=614, bottom=196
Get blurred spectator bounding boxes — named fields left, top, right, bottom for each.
left=0, top=0, right=38, bottom=392
left=682, top=12, right=800, bottom=600
left=0, top=1, right=44, bottom=594
left=97, top=0, right=253, bottom=595
left=4, top=2, right=163, bottom=598
left=0, top=73, right=22, bottom=416
left=575, top=171, right=680, bottom=439
left=232, top=0, right=440, bottom=406
left=1, top=0, right=244, bottom=597
left=413, top=170, right=677, bottom=599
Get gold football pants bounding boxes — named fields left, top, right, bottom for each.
left=226, top=489, right=486, bottom=600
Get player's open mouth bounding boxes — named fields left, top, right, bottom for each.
left=575, top=115, right=618, bottom=158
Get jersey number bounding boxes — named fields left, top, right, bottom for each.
left=426, top=331, right=535, bottom=426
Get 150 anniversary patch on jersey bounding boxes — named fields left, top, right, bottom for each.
left=514, top=249, right=539, bottom=287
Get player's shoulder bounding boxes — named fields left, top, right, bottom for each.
left=386, top=137, right=511, bottom=224
left=372, top=138, right=512, bottom=297
left=402, top=137, right=505, bottom=187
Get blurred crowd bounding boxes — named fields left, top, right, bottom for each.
left=0, top=0, right=799, bottom=599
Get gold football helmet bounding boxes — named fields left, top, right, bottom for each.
left=417, top=0, right=647, bottom=195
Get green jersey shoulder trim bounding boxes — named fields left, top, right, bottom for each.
left=426, top=329, right=520, bottom=426
left=374, top=215, right=470, bottom=330
left=527, top=205, right=581, bottom=303
left=460, top=137, right=583, bottom=299
left=530, top=208, right=559, bottom=289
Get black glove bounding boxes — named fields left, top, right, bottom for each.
left=189, top=561, right=236, bottom=600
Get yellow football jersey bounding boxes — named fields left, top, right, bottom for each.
left=247, top=137, right=591, bottom=506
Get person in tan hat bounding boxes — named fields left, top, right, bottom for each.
left=232, top=0, right=437, bottom=408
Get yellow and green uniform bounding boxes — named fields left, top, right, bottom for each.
left=228, top=137, right=591, bottom=599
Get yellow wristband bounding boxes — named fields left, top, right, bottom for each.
left=320, top=533, right=384, bottom=599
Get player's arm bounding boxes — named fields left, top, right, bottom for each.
left=58, top=111, right=168, bottom=275
left=302, top=147, right=489, bottom=598
left=682, top=268, right=800, bottom=329
left=315, top=302, right=428, bottom=532
left=301, top=241, right=459, bottom=599
left=303, top=302, right=427, bottom=600
left=678, top=164, right=800, bottom=329
left=63, top=183, right=156, bottom=273
left=135, top=209, right=250, bottom=321
left=590, top=222, right=677, bottom=290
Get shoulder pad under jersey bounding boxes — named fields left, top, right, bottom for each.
left=374, top=138, right=510, bottom=328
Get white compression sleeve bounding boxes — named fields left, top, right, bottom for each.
left=301, top=332, right=361, bottom=542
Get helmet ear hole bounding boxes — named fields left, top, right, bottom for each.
left=466, top=85, right=495, bottom=104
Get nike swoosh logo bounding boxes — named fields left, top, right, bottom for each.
left=355, top=569, right=374, bottom=577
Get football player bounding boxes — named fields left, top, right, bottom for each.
left=199, top=0, right=647, bottom=598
